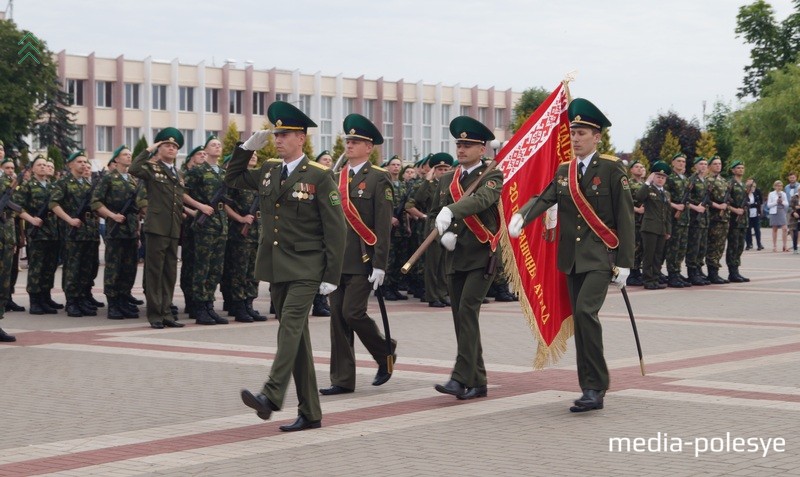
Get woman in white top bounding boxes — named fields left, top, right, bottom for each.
left=767, top=180, right=789, bottom=252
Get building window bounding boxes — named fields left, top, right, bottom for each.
left=96, top=126, right=114, bottom=152
left=422, top=103, right=432, bottom=156
left=205, top=88, right=219, bottom=113
left=363, top=99, right=375, bottom=120
left=253, top=92, right=266, bottom=116
left=478, top=107, right=488, bottom=124
left=382, top=100, right=394, bottom=158
left=179, top=129, right=195, bottom=154
left=72, top=125, right=85, bottom=146
left=494, top=108, right=505, bottom=130
left=441, top=104, right=451, bottom=153
left=320, top=96, right=333, bottom=152
left=66, top=79, right=84, bottom=106
left=124, top=83, right=140, bottom=109
left=179, top=86, right=194, bottom=112
left=275, top=92, right=289, bottom=103
left=96, top=81, right=113, bottom=108
left=403, top=102, right=414, bottom=160
left=229, top=90, right=243, bottom=114
left=124, top=127, right=141, bottom=148
left=460, top=105, right=471, bottom=117
left=151, top=128, right=161, bottom=142
left=343, top=97, right=355, bottom=117
left=205, top=130, right=219, bottom=141
left=152, top=84, right=167, bottom=110
left=298, top=95, right=312, bottom=116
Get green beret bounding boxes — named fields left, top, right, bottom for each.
left=31, top=154, right=48, bottom=165
left=268, top=101, right=316, bottom=133
left=651, top=161, right=671, bottom=175
left=0, top=157, right=13, bottom=166
left=66, top=150, right=86, bottom=163
left=343, top=113, right=384, bottom=145
left=315, top=150, right=332, bottom=162
left=568, top=98, right=611, bottom=130
left=449, top=116, right=494, bottom=144
left=708, top=155, right=722, bottom=164
left=110, top=144, right=128, bottom=163
left=693, top=156, right=707, bottom=166
left=222, top=154, right=232, bottom=165
left=629, top=159, right=641, bottom=168
left=429, top=152, right=454, bottom=168
left=729, top=160, right=743, bottom=170
left=187, top=145, right=204, bottom=160
left=671, top=152, right=687, bottom=160
left=154, top=127, right=184, bottom=149
left=204, top=134, right=219, bottom=148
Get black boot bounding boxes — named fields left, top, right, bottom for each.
left=269, top=302, right=276, bottom=315
left=66, top=299, right=83, bottom=317
left=311, top=294, right=331, bottom=317
left=30, top=293, right=57, bottom=315
left=87, top=293, right=104, bottom=308
left=494, top=283, right=518, bottom=302
left=707, top=267, right=728, bottom=285
left=392, top=287, right=408, bottom=300
left=688, top=267, right=706, bottom=286
left=125, top=294, right=144, bottom=306
left=117, top=296, right=140, bottom=318
left=626, top=269, right=644, bottom=286
left=245, top=298, right=267, bottom=322
left=5, top=298, right=25, bottom=312
left=206, top=301, right=228, bottom=324
left=45, top=291, right=64, bottom=309
left=231, top=301, right=254, bottom=323
left=667, top=273, right=684, bottom=288
left=194, top=302, right=215, bottom=325
left=185, top=299, right=196, bottom=319
left=736, top=268, right=750, bottom=282
left=729, top=267, right=750, bottom=283
left=0, top=327, right=16, bottom=342
left=107, top=297, right=125, bottom=320
left=78, top=299, right=98, bottom=316
left=319, top=294, right=330, bottom=313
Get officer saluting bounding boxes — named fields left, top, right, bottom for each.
left=232, top=102, right=346, bottom=432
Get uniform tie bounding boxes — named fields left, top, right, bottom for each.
left=459, top=170, right=468, bottom=184
left=280, top=165, right=288, bottom=185
left=578, top=161, right=585, bottom=179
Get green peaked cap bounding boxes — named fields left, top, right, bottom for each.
left=449, top=116, right=494, bottom=143
left=343, top=113, right=384, bottom=145
left=568, top=98, right=611, bottom=130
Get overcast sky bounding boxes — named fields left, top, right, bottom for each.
left=10, top=0, right=797, bottom=152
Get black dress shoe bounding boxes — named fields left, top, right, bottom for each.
left=435, top=379, right=466, bottom=398
left=372, top=356, right=396, bottom=386
left=457, top=385, right=488, bottom=400
left=163, top=319, right=185, bottom=328
left=319, top=385, right=354, bottom=395
left=429, top=300, right=446, bottom=308
left=570, top=389, right=605, bottom=412
left=0, top=328, right=16, bottom=342
left=279, top=414, right=321, bottom=432
left=150, top=321, right=164, bottom=329
left=240, top=389, right=278, bottom=420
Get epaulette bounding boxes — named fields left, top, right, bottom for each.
left=599, top=154, right=620, bottom=162
left=372, top=165, right=387, bottom=172
left=266, top=158, right=282, bottom=163
left=307, top=161, right=327, bottom=170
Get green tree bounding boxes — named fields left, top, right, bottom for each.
left=511, top=86, right=549, bottom=133
left=659, top=131, right=680, bottom=161
left=369, top=146, right=380, bottom=165
left=695, top=131, right=717, bottom=159
left=132, top=135, right=148, bottom=158
left=254, top=122, right=278, bottom=167
left=639, top=111, right=702, bottom=164
left=46, top=145, right=64, bottom=172
left=629, top=141, right=650, bottom=171
left=221, top=121, right=240, bottom=157
left=35, top=79, right=79, bottom=158
left=302, top=135, right=315, bottom=161
left=705, top=100, right=733, bottom=160
left=731, top=62, right=800, bottom=187
left=331, top=134, right=345, bottom=163
left=0, top=20, right=59, bottom=149
left=781, top=139, right=800, bottom=179
left=597, top=129, right=616, bottom=156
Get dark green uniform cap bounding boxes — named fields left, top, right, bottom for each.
left=708, top=155, right=722, bottom=165
left=268, top=101, right=317, bottom=133
left=568, top=98, right=611, bottom=130
left=449, top=116, right=494, bottom=144
left=187, top=145, right=204, bottom=160
left=343, top=113, right=384, bottom=145
left=672, top=152, right=687, bottom=161
left=629, top=159, right=642, bottom=168
left=0, top=157, right=13, bottom=166
left=729, top=160, right=743, bottom=170
left=109, top=144, right=128, bottom=166
left=429, top=152, right=454, bottom=168
left=693, top=156, right=706, bottom=166
left=66, top=150, right=86, bottom=163
left=316, top=150, right=332, bottom=162
left=154, top=127, right=184, bottom=149
left=204, top=134, right=219, bottom=148
left=651, top=161, right=671, bottom=175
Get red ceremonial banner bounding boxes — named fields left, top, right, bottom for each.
left=496, top=83, right=574, bottom=369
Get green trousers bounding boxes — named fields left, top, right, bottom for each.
left=447, top=268, right=493, bottom=387
left=144, top=233, right=178, bottom=323
left=566, top=269, right=612, bottom=391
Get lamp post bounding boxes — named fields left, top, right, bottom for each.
left=489, top=139, right=501, bottom=158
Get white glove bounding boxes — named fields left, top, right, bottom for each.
left=611, top=267, right=630, bottom=289
left=367, top=268, right=385, bottom=290
left=318, top=281, right=338, bottom=296
left=242, top=130, right=270, bottom=151
left=508, top=213, right=524, bottom=238
left=440, top=231, right=457, bottom=251
left=435, top=207, right=453, bottom=235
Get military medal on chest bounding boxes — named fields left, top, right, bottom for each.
left=263, top=171, right=271, bottom=188
left=591, top=176, right=601, bottom=191
left=357, top=182, right=366, bottom=197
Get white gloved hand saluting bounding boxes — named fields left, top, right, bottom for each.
left=508, top=213, right=524, bottom=238
left=242, top=130, right=270, bottom=151
left=435, top=207, right=453, bottom=235
left=611, top=267, right=630, bottom=289
left=367, top=268, right=386, bottom=290
left=440, top=231, right=457, bottom=251
left=318, top=281, right=338, bottom=296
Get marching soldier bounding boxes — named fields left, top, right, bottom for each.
left=319, top=113, right=396, bottom=396
left=664, top=153, right=692, bottom=288
left=130, top=128, right=213, bottom=329
left=636, top=161, right=672, bottom=290
left=91, top=145, right=141, bottom=319
left=705, top=156, right=730, bottom=284
left=725, top=161, right=750, bottom=282
left=509, top=99, right=635, bottom=412
left=15, top=156, right=62, bottom=314
left=233, top=101, right=345, bottom=431
left=432, top=116, right=504, bottom=401
left=686, top=157, right=711, bottom=286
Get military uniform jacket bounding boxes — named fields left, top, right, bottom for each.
left=519, top=153, right=635, bottom=273
left=90, top=170, right=139, bottom=239
left=49, top=174, right=99, bottom=241
left=335, top=162, right=393, bottom=275
left=414, top=178, right=438, bottom=233
left=430, top=161, right=503, bottom=274
left=688, top=174, right=709, bottom=228
left=14, top=178, right=59, bottom=241
left=0, top=176, right=16, bottom=243
left=729, top=178, right=748, bottom=229
left=185, top=162, right=228, bottom=235
left=665, top=173, right=690, bottom=226
left=707, top=173, right=730, bottom=223
left=629, top=179, right=645, bottom=226
left=225, top=147, right=346, bottom=284
left=129, top=150, right=184, bottom=239
left=227, top=186, right=259, bottom=243
left=635, top=183, right=672, bottom=236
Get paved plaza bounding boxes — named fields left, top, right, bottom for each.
left=0, top=243, right=798, bottom=476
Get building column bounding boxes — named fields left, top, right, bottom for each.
left=245, top=63, right=254, bottom=137
left=86, top=52, right=96, bottom=158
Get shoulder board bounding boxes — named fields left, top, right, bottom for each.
left=372, top=165, right=387, bottom=172
left=307, top=161, right=327, bottom=170
left=266, top=158, right=282, bottom=163
left=599, top=154, right=620, bottom=162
